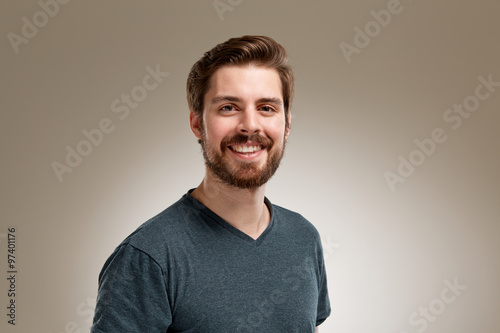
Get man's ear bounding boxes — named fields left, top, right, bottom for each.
left=284, top=112, right=292, bottom=140
left=189, top=111, right=202, bottom=140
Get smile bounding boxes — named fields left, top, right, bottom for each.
left=229, top=144, right=264, bottom=153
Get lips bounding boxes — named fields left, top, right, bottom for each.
left=221, top=133, right=272, bottom=158
left=228, top=144, right=264, bottom=153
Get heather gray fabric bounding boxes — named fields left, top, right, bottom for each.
left=91, top=190, right=330, bottom=332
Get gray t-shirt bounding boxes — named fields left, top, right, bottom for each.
left=91, top=190, right=331, bottom=332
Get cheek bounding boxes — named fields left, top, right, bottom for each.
left=267, top=119, right=287, bottom=142
left=203, top=117, right=233, bottom=142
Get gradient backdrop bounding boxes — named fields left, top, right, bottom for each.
left=1, top=1, right=499, bottom=332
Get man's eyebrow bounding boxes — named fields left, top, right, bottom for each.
left=210, top=96, right=283, bottom=106
left=256, top=97, right=283, bottom=106
left=211, top=96, right=241, bottom=104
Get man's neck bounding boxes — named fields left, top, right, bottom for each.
left=190, top=171, right=270, bottom=240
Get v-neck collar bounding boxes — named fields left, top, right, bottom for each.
left=184, top=189, right=274, bottom=247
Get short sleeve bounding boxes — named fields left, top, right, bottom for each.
left=315, top=244, right=331, bottom=326
left=91, top=243, right=172, bottom=332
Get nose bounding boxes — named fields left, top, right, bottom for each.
left=238, top=109, right=262, bottom=134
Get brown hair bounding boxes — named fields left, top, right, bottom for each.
left=186, top=35, right=294, bottom=129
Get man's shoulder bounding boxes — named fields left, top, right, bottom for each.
left=118, top=193, right=196, bottom=256
left=271, top=201, right=321, bottom=240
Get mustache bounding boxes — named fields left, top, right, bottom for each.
left=220, top=133, right=273, bottom=149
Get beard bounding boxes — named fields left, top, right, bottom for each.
left=199, top=131, right=286, bottom=189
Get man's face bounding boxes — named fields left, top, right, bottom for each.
left=190, top=64, right=290, bottom=189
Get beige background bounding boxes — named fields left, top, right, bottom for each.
left=1, top=0, right=499, bottom=332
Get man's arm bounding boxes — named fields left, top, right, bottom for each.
left=92, top=244, right=172, bottom=332
left=315, top=327, right=318, bottom=333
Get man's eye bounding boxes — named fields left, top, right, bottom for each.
left=220, top=105, right=236, bottom=112
left=260, top=106, right=275, bottom=113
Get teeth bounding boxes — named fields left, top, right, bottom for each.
left=232, top=145, right=262, bottom=153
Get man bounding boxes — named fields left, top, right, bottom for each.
left=91, top=35, right=330, bottom=332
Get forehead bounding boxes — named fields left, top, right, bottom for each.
left=205, top=65, right=283, bottom=102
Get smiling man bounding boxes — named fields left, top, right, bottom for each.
left=91, top=35, right=330, bottom=333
